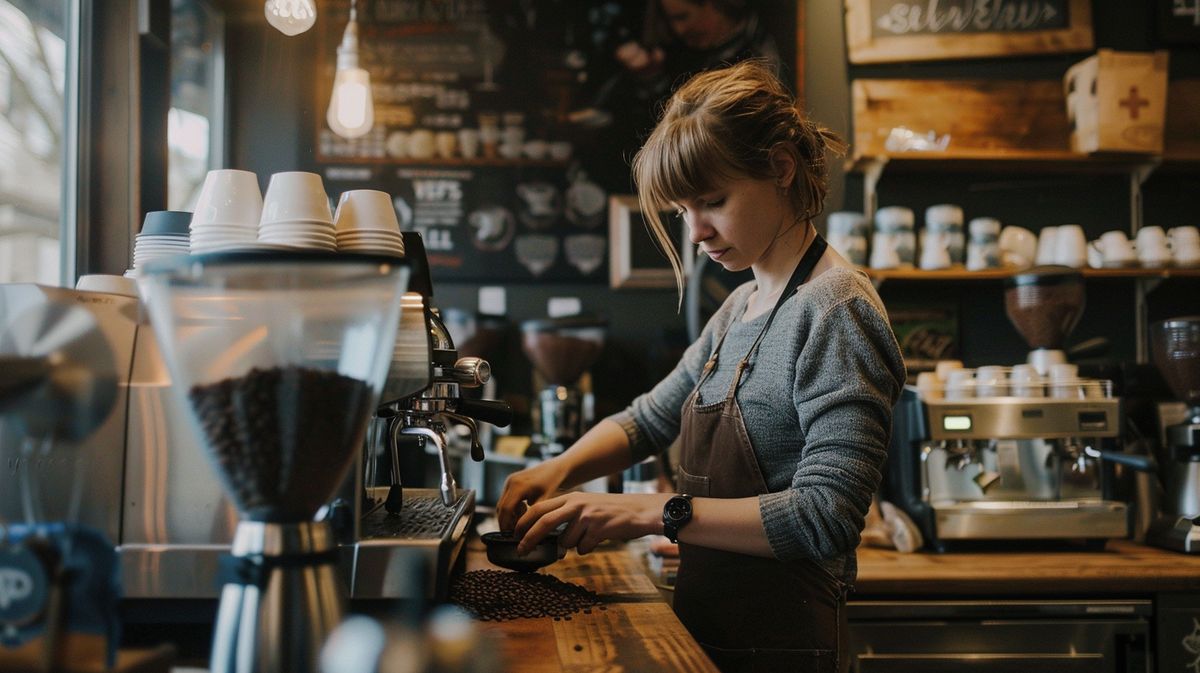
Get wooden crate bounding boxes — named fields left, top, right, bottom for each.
left=851, top=79, right=1072, bottom=160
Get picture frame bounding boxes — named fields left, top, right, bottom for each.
left=844, top=0, right=1093, bottom=64
left=608, top=195, right=695, bottom=289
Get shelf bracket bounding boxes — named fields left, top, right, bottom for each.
left=1129, top=159, right=1160, bottom=365
left=860, top=157, right=887, bottom=221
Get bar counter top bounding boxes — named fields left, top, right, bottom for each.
left=462, top=537, right=1200, bottom=671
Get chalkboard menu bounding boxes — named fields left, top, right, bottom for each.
left=313, top=0, right=796, bottom=283
left=845, top=0, right=1093, bottom=64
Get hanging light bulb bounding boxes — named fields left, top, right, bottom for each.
left=326, top=0, right=374, bottom=139
left=264, top=0, right=316, bottom=36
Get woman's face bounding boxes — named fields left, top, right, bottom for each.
left=659, top=0, right=738, bottom=50
left=675, top=175, right=789, bottom=272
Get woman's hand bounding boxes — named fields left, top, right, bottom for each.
left=514, top=492, right=670, bottom=556
left=495, top=459, right=572, bottom=532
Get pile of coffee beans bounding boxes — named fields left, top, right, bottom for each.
left=450, top=569, right=603, bottom=621
left=188, top=365, right=372, bottom=520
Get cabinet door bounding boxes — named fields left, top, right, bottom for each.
left=1156, top=593, right=1200, bottom=673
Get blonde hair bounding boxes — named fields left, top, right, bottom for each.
left=631, top=59, right=846, bottom=302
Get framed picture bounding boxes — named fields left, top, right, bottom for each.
left=608, top=195, right=695, bottom=289
left=844, top=0, right=1093, bottom=64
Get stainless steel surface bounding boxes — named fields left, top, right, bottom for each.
left=346, top=487, right=472, bottom=599
left=402, top=425, right=457, bottom=506
left=0, top=284, right=136, bottom=539
left=210, top=521, right=344, bottom=673
left=932, top=499, right=1128, bottom=540
left=848, top=599, right=1150, bottom=673
left=925, top=397, right=1120, bottom=440
left=121, top=317, right=238, bottom=549
left=449, top=356, right=490, bottom=387
left=379, top=292, right=433, bottom=407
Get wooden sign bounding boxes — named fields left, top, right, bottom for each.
left=845, top=0, right=1094, bottom=64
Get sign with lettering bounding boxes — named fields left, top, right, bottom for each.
left=846, top=0, right=1093, bottom=63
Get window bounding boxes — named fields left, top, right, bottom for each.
left=0, top=1, right=68, bottom=285
left=168, top=0, right=224, bottom=211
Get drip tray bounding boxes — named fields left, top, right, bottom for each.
left=347, top=487, right=474, bottom=600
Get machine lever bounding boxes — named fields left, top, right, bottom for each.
left=441, top=412, right=484, bottom=462
left=455, top=398, right=513, bottom=428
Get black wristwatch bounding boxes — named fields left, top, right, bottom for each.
left=662, top=494, right=693, bottom=543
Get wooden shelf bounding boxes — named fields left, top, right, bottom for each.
left=846, top=152, right=1160, bottom=176
left=861, top=265, right=1200, bottom=282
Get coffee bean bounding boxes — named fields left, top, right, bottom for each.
left=189, top=366, right=373, bottom=520
left=449, top=570, right=603, bottom=622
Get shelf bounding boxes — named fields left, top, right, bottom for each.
left=313, top=155, right=569, bottom=168
left=861, top=265, right=1200, bottom=282
left=846, top=152, right=1161, bottom=176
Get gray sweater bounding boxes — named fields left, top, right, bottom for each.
left=609, top=266, right=906, bottom=584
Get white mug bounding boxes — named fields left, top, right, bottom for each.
left=925, top=204, right=964, bottom=234
left=1054, top=224, right=1087, bottom=268
left=919, top=231, right=952, bottom=270
left=457, top=128, right=480, bottom=159
left=869, top=232, right=902, bottom=269
left=945, top=368, right=976, bottom=400
left=1010, top=364, right=1044, bottom=398
left=1035, top=226, right=1060, bottom=266
left=975, top=366, right=1009, bottom=397
left=1169, top=226, right=1200, bottom=266
left=999, top=226, right=1037, bottom=267
left=1094, top=230, right=1136, bottom=266
left=875, top=206, right=915, bottom=233
left=1136, top=226, right=1171, bottom=267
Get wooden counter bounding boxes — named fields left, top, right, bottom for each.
left=464, top=539, right=718, bottom=673
left=460, top=537, right=1200, bottom=671
left=854, top=539, right=1200, bottom=596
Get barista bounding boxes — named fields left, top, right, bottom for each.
left=498, top=60, right=906, bottom=673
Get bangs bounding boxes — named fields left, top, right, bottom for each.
left=633, top=113, right=742, bottom=212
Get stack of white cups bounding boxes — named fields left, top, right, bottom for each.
left=190, top=169, right=263, bottom=252
left=826, top=211, right=869, bottom=266
left=871, top=207, right=916, bottom=269
left=334, top=189, right=406, bottom=257
left=258, top=171, right=337, bottom=251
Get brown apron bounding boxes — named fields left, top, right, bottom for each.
left=673, top=234, right=849, bottom=673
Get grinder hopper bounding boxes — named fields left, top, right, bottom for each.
left=1004, top=266, right=1086, bottom=376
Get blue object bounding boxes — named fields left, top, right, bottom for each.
left=0, top=522, right=120, bottom=669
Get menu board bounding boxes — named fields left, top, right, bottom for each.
left=313, top=0, right=797, bottom=282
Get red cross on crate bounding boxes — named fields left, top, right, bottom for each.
left=1118, top=86, right=1150, bottom=120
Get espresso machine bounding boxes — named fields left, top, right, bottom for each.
left=520, top=316, right=606, bottom=457
left=886, top=267, right=1128, bottom=550
left=1144, top=316, right=1200, bottom=552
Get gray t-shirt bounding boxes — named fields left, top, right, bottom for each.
left=608, top=265, right=906, bottom=585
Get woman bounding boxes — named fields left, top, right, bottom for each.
left=497, top=60, right=905, bottom=673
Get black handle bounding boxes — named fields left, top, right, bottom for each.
left=456, top=398, right=513, bottom=429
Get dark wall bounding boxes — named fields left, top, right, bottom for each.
left=226, top=1, right=1199, bottom=414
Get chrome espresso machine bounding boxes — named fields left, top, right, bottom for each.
left=0, top=232, right=507, bottom=605
left=886, top=267, right=1130, bottom=550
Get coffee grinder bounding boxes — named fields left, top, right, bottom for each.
left=1146, top=316, right=1200, bottom=553
left=137, top=252, right=412, bottom=673
left=1004, top=266, right=1085, bottom=376
left=520, top=316, right=606, bottom=457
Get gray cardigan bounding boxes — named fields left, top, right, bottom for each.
left=609, top=266, right=906, bottom=584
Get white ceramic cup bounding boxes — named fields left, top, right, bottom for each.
left=386, top=131, right=409, bottom=159
left=875, top=206, right=915, bottom=233
left=435, top=131, right=458, bottom=159
left=261, top=171, right=333, bottom=224
left=975, top=366, right=1009, bottom=397
left=869, top=232, right=902, bottom=269
left=915, top=371, right=942, bottom=400
left=76, top=274, right=139, bottom=297
left=999, top=226, right=1037, bottom=267
left=1035, top=226, right=1060, bottom=265
left=457, top=128, right=480, bottom=159
left=925, top=204, right=963, bottom=234
left=1169, top=226, right=1200, bottom=266
left=945, top=368, right=976, bottom=400
left=1010, top=364, right=1044, bottom=398
left=935, top=359, right=964, bottom=382
left=828, top=211, right=869, bottom=237
left=967, top=241, right=1000, bottom=270
left=1136, top=226, right=1171, bottom=267
left=919, top=231, right=952, bottom=270
left=1095, top=230, right=1136, bottom=266
left=1049, top=363, right=1078, bottom=382
left=407, top=130, right=436, bottom=160
left=334, top=189, right=401, bottom=233
left=969, top=217, right=1002, bottom=241
left=191, top=169, right=263, bottom=229
left=1054, top=224, right=1087, bottom=268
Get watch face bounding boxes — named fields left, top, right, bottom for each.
left=665, top=498, right=690, bottom=522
